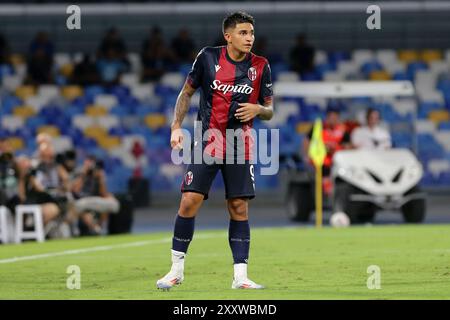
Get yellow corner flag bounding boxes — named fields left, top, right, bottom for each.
left=308, top=118, right=326, bottom=168
left=308, top=118, right=326, bottom=228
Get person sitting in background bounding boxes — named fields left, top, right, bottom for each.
left=0, top=141, right=22, bottom=215
left=303, top=106, right=351, bottom=195
left=26, top=31, right=54, bottom=85
left=99, top=27, right=127, bottom=61
left=351, top=108, right=392, bottom=149
left=96, top=47, right=129, bottom=86
left=171, top=28, right=196, bottom=64
left=71, top=155, right=119, bottom=236
left=141, top=26, right=171, bottom=82
left=289, top=33, right=315, bottom=76
left=29, top=143, right=71, bottom=237
left=71, top=53, right=100, bottom=86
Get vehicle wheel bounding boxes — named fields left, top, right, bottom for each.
left=401, top=187, right=426, bottom=223
left=334, top=182, right=376, bottom=224
left=286, top=183, right=313, bottom=222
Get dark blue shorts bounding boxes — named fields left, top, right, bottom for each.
left=181, top=158, right=256, bottom=200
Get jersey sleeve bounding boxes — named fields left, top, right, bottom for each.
left=258, top=62, right=273, bottom=105
left=186, top=48, right=206, bottom=89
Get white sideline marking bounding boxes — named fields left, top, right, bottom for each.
left=0, top=233, right=222, bottom=265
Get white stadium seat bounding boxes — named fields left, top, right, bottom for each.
left=1, top=115, right=24, bottom=131
left=52, top=136, right=74, bottom=153
left=277, top=72, right=300, bottom=82
left=94, top=94, right=118, bottom=110
left=73, top=115, right=95, bottom=130
left=428, top=159, right=450, bottom=177
left=161, top=72, right=185, bottom=90
left=415, top=120, right=436, bottom=134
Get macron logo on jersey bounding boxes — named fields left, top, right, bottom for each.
left=215, top=64, right=221, bottom=72
left=210, top=80, right=254, bottom=95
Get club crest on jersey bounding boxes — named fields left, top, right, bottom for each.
left=185, top=171, right=193, bottom=186
left=248, top=67, right=257, bottom=81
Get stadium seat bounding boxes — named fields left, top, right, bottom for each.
left=369, top=70, right=391, bottom=80
left=428, top=110, right=450, bottom=124
left=84, top=126, right=108, bottom=141
left=415, top=120, right=436, bottom=134
left=145, top=114, right=167, bottom=130
left=1, top=115, right=24, bottom=132
left=94, top=94, right=118, bottom=110
left=97, top=135, right=121, bottom=150
left=61, top=85, right=83, bottom=101
left=131, top=83, right=155, bottom=101
left=296, top=122, right=312, bottom=134
left=14, top=85, right=36, bottom=100
left=5, top=137, right=24, bottom=151
left=277, top=71, right=300, bottom=82
left=37, top=126, right=60, bottom=137
left=398, top=50, right=419, bottom=63
left=86, top=105, right=108, bottom=117
left=161, top=72, right=185, bottom=90
left=428, top=159, right=450, bottom=177
left=420, top=49, right=442, bottom=63
left=13, top=105, right=36, bottom=118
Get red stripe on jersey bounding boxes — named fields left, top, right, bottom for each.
left=206, top=47, right=236, bottom=158
left=242, top=54, right=266, bottom=160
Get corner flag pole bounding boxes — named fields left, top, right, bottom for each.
left=308, top=119, right=326, bottom=229
left=315, top=163, right=323, bottom=228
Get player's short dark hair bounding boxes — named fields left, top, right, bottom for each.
left=222, top=11, right=255, bottom=33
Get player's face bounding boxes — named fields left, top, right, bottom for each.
left=225, top=23, right=255, bottom=54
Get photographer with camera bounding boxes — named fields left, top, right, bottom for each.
left=28, top=143, right=71, bottom=237
left=0, top=138, right=22, bottom=215
left=71, top=155, right=119, bottom=236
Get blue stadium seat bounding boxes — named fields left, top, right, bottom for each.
left=361, top=60, right=383, bottom=75
left=407, top=61, right=428, bottom=80
left=438, top=121, right=450, bottom=130
left=1, top=95, right=22, bottom=113
left=84, top=85, right=105, bottom=100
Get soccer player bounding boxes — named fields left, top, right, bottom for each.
left=156, top=11, right=273, bottom=290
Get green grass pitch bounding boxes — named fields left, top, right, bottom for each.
left=0, top=224, right=450, bottom=299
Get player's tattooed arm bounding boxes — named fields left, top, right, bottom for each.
left=258, top=97, right=274, bottom=121
left=171, top=82, right=196, bottom=130
left=170, top=82, right=196, bottom=149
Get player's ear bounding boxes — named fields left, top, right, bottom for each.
left=223, top=31, right=231, bottom=44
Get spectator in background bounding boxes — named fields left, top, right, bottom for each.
left=99, top=27, right=127, bottom=60
left=141, top=26, right=171, bottom=82
left=0, top=33, right=11, bottom=65
left=71, top=155, right=119, bottom=235
left=71, top=53, right=100, bottom=86
left=27, top=32, right=54, bottom=84
left=351, top=108, right=392, bottom=149
left=171, top=28, right=196, bottom=64
left=303, top=106, right=351, bottom=195
left=96, top=47, right=128, bottom=86
left=289, top=33, right=315, bottom=76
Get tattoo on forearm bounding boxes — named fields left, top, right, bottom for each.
left=258, top=99, right=274, bottom=120
left=173, top=90, right=191, bottom=127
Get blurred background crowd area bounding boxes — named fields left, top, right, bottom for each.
left=1, top=1, right=450, bottom=203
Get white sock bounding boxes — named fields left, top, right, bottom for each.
left=170, top=249, right=185, bottom=273
left=234, top=263, right=248, bottom=281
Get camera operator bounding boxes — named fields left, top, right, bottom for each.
left=72, top=155, right=119, bottom=235
left=28, top=143, right=71, bottom=237
left=0, top=138, right=22, bottom=214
